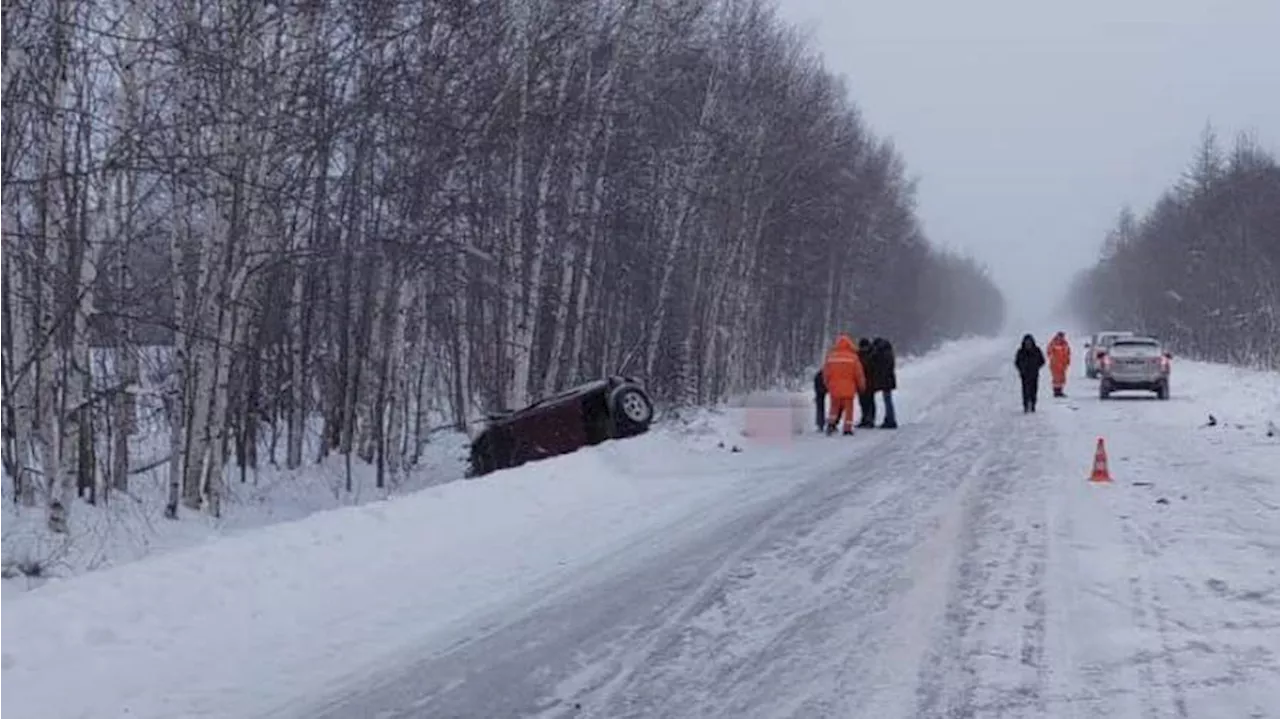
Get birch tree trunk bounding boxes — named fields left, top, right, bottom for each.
left=110, top=4, right=144, bottom=493
left=40, top=0, right=73, bottom=532
left=502, top=11, right=533, bottom=410
left=4, top=225, right=39, bottom=506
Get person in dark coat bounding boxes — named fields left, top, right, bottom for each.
left=1014, top=334, right=1046, bottom=413
left=869, top=337, right=898, bottom=428
left=813, top=369, right=827, bottom=432
left=856, top=338, right=876, bottom=428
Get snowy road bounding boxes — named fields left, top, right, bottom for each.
left=301, top=350, right=1276, bottom=719
left=5, top=342, right=1277, bottom=719
left=304, top=353, right=1064, bottom=716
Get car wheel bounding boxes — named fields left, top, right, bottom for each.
left=1157, top=381, right=1169, bottom=400
left=609, top=385, right=654, bottom=434
left=1099, top=381, right=1111, bottom=400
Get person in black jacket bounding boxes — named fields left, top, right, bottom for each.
left=869, top=337, right=898, bottom=428
left=813, top=369, right=827, bottom=432
left=1014, top=334, right=1046, bottom=413
left=856, top=338, right=876, bottom=428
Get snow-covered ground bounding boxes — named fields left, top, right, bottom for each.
left=0, top=337, right=998, bottom=716
left=0, top=431, right=473, bottom=600
left=1033, top=357, right=1280, bottom=717
left=3, top=338, right=1277, bottom=719
left=1, top=344, right=473, bottom=600
left=0, top=337, right=989, bottom=600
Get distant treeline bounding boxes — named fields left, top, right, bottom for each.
left=1069, top=128, right=1280, bottom=369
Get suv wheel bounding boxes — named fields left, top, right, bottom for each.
left=1156, top=381, right=1169, bottom=400
left=1099, top=381, right=1112, bottom=400
left=609, top=385, right=654, bottom=435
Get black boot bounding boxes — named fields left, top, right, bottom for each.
left=826, top=421, right=837, bottom=436
left=842, top=427, right=854, bottom=436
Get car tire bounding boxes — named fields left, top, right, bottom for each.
left=1157, top=381, right=1169, bottom=400
left=1099, top=381, right=1111, bottom=400
left=609, top=385, right=654, bottom=435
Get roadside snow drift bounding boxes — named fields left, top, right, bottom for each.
left=0, top=338, right=1003, bottom=719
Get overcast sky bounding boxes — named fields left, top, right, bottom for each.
left=776, top=0, right=1280, bottom=329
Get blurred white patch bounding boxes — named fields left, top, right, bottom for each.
left=739, top=391, right=809, bottom=444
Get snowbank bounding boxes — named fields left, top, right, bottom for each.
left=0, top=337, right=1003, bottom=719
left=1169, top=358, right=1280, bottom=430
left=1076, top=356, right=1279, bottom=472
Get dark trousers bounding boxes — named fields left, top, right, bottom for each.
left=857, top=391, right=876, bottom=426
left=814, top=391, right=826, bottom=430
left=879, top=390, right=897, bottom=426
left=1020, top=374, right=1039, bottom=411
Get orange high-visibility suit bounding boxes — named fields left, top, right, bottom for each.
left=1047, top=332, right=1071, bottom=392
left=822, top=334, right=867, bottom=433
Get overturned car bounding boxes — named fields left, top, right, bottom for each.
left=467, top=376, right=655, bottom=478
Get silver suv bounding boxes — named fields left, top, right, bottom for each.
left=1098, top=336, right=1172, bottom=400
left=1084, top=330, right=1135, bottom=378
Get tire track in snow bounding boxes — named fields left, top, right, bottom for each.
left=848, top=403, right=1019, bottom=719
left=1118, top=520, right=1190, bottom=719
left=568, top=366, right=1036, bottom=718
left=1114, top=416, right=1278, bottom=719
left=1135, top=417, right=1273, bottom=718
left=908, top=396, right=1060, bottom=719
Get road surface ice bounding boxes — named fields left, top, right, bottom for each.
left=3, top=339, right=1277, bottom=719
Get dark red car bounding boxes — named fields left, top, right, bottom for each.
left=467, top=376, right=655, bottom=477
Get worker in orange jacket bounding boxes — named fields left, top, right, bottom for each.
left=1047, top=331, right=1071, bottom=397
left=821, top=334, right=868, bottom=435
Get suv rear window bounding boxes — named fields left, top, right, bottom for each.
left=1109, top=342, right=1161, bottom=358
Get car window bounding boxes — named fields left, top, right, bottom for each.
left=1109, top=342, right=1161, bottom=357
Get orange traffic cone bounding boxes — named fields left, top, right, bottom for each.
left=1089, top=437, right=1112, bottom=483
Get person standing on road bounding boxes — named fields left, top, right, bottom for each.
left=856, top=338, right=876, bottom=428
left=813, top=369, right=827, bottom=433
left=822, top=334, right=867, bottom=435
left=1047, top=331, right=1072, bottom=397
left=1015, top=334, right=1046, bottom=412
left=869, top=337, right=898, bottom=429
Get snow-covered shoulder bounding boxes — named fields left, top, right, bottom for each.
left=0, top=338, right=1004, bottom=719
